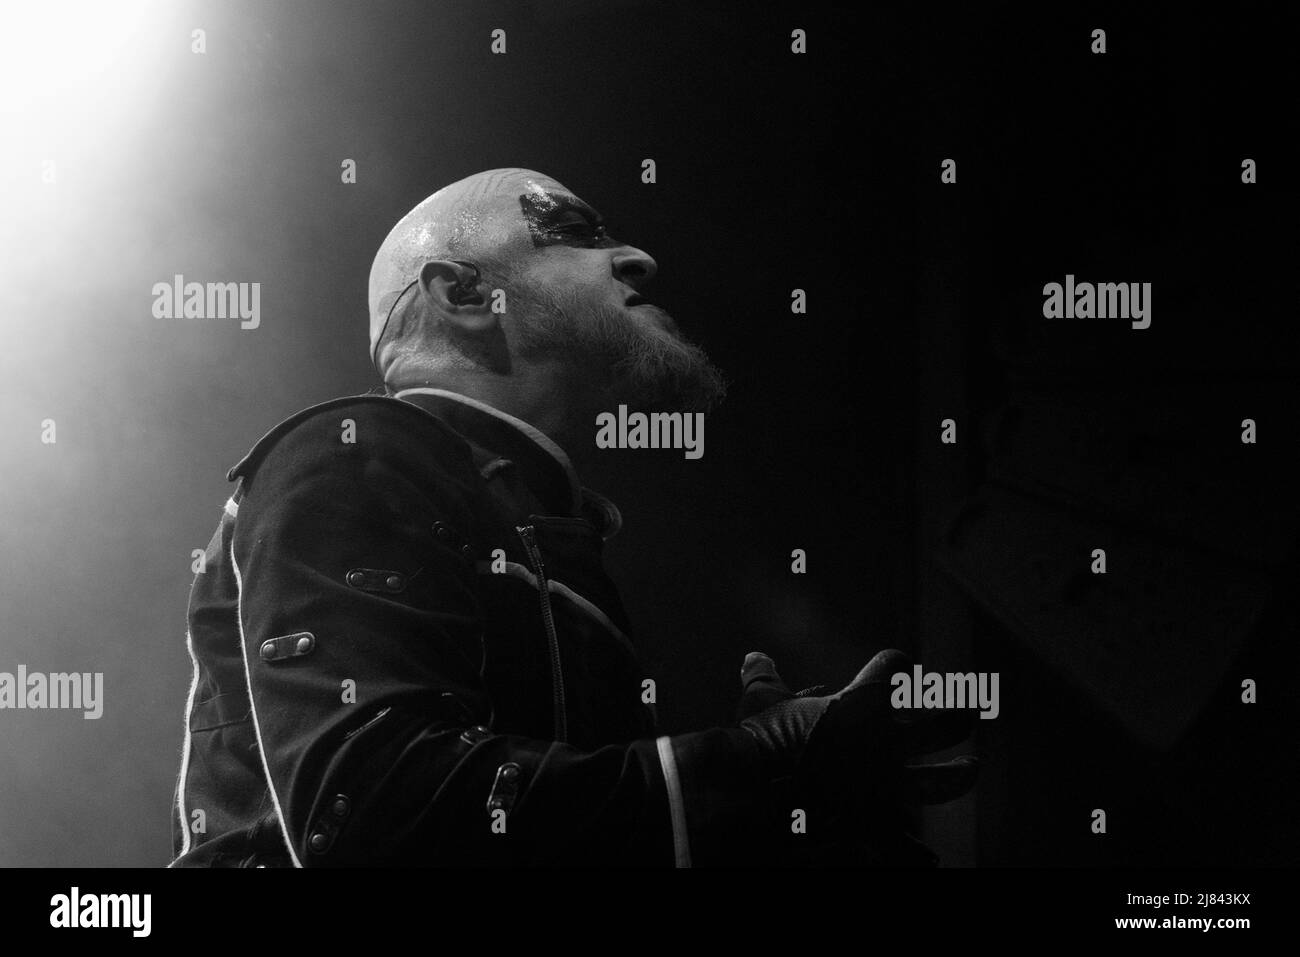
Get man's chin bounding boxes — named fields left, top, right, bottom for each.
left=605, top=343, right=728, bottom=413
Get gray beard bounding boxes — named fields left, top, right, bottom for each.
left=512, top=283, right=728, bottom=412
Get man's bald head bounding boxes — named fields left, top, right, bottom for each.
left=366, top=167, right=726, bottom=425
left=368, top=167, right=571, bottom=374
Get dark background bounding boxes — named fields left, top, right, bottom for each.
left=0, top=1, right=1295, bottom=867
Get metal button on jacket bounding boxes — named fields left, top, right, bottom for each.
left=459, top=725, right=492, bottom=746
left=345, top=568, right=407, bottom=593
left=259, top=632, right=316, bottom=663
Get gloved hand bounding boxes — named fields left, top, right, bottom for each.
left=737, top=649, right=979, bottom=806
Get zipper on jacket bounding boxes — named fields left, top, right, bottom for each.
left=517, top=525, right=567, bottom=742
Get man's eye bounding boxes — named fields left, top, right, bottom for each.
left=551, top=220, right=606, bottom=239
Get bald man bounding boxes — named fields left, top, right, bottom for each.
left=169, top=169, right=975, bottom=868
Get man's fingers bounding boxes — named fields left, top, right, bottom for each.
left=835, top=648, right=911, bottom=698
left=899, top=755, right=979, bottom=805
left=736, top=651, right=793, bottom=719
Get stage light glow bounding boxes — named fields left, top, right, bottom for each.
left=0, top=0, right=157, bottom=118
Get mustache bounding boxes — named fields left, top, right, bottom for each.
left=629, top=301, right=682, bottom=335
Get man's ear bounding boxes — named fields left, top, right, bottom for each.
left=416, top=259, right=496, bottom=334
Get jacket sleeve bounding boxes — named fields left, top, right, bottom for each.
left=229, top=399, right=761, bottom=866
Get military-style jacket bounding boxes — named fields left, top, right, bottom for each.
left=170, top=388, right=758, bottom=867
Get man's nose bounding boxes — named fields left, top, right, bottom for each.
left=611, top=244, right=657, bottom=290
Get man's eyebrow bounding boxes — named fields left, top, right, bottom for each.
left=550, top=194, right=604, bottom=222
left=523, top=188, right=604, bottom=222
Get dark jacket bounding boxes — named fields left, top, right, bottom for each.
left=169, top=388, right=758, bottom=867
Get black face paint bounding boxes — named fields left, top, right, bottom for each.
left=518, top=190, right=615, bottom=249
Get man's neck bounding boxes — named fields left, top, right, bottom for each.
left=392, top=362, right=603, bottom=470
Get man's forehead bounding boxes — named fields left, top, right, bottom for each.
left=457, top=170, right=597, bottom=218
left=517, top=178, right=599, bottom=215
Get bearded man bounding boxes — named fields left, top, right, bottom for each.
left=169, top=168, right=975, bottom=867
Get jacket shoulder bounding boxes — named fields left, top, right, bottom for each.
left=226, top=394, right=471, bottom=483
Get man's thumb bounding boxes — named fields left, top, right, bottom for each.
left=737, top=651, right=793, bottom=719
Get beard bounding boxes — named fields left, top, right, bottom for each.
left=509, top=280, right=728, bottom=412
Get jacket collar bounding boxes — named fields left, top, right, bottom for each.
left=394, top=387, right=584, bottom=517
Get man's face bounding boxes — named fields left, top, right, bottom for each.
left=474, top=173, right=726, bottom=412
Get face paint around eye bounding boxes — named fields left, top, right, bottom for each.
left=518, top=191, right=608, bottom=248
